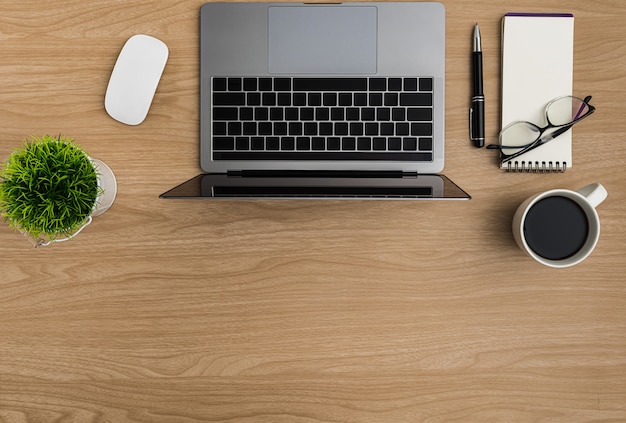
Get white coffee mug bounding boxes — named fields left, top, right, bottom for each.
left=512, top=183, right=608, bottom=268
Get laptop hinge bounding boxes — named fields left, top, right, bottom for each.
left=227, top=170, right=418, bottom=178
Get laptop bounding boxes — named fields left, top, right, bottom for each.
left=161, top=2, right=470, bottom=200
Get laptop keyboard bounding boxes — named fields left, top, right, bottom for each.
left=211, top=77, right=434, bottom=162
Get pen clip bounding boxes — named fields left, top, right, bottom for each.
left=469, top=107, right=474, bottom=141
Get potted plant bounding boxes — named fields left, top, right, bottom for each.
left=0, top=135, right=116, bottom=247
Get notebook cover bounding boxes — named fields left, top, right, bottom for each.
left=500, top=13, right=574, bottom=171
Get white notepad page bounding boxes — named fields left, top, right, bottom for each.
left=500, top=13, right=574, bottom=171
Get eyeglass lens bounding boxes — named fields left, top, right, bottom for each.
left=546, top=96, right=590, bottom=126
left=499, top=122, right=541, bottom=150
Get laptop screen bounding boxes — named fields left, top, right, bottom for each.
left=160, top=173, right=470, bottom=200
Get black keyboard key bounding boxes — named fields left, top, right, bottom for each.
left=228, top=122, right=242, bottom=136
left=396, top=123, right=410, bottom=136
left=240, top=107, right=254, bottom=121
left=373, top=137, right=386, bottom=151
left=335, top=122, right=349, bottom=136
left=319, top=122, right=333, bottom=136
left=275, top=78, right=291, bottom=91
left=323, top=93, right=337, bottom=106
left=289, top=122, right=303, bottom=135
left=377, top=108, right=391, bottom=121
left=419, top=77, right=433, bottom=92
left=213, top=78, right=227, bottom=91
left=213, top=122, right=227, bottom=135
left=213, top=137, right=234, bottom=150
left=400, top=93, right=432, bottom=106
left=228, top=78, right=241, bottom=91
left=262, top=92, right=276, bottom=106
left=392, top=108, right=405, bottom=121
left=274, top=122, right=288, bottom=135
left=388, top=78, right=402, bottom=91
left=388, top=137, right=402, bottom=151
left=338, top=93, right=352, bottom=106
left=259, top=78, right=272, bottom=91
left=213, top=107, right=238, bottom=120
left=259, top=122, right=272, bottom=135
left=308, top=93, right=322, bottom=106
left=384, top=93, right=398, bottom=106
left=354, top=93, right=367, bottom=106
left=266, top=137, right=280, bottom=150
left=293, top=93, right=307, bottom=106
left=331, top=108, right=344, bottom=121
left=411, top=123, right=433, bottom=136
left=419, top=137, right=433, bottom=151
left=236, top=137, right=249, bottom=150
left=300, top=108, right=314, bottom=121
left=404, top=78, right=418, bottom=91
left=369, top=78, right=386, bottom=91
left=357, top=137, right=371, bottom=151
left=247, top=92, right=261, bottom=106
left=243, top=122, right=256, bottom=135
left=278, top=93, right=291, bottom=106
left=213, top=93, right=245, bottom=105
left=281, top=137, right=295, bottom=150
left=293, top=78, right=368, bottom=91
left=407, top=107, right=433, bottom=121
left=296, top=137, right=310, bottom=150
left=296, top=137, right=311, bottom=151
left=255, top=108, right=269, bottom=121
left=312, top=137, right=325, bottom=150
left=285, top=108, right=299, bottom=121
left=350, top=123, right=364, bottom=136
left=403, top=137, right=418, bottom=151
left=315, top=108, right=330, bottom=121
left=304, top=122, right=318, bottom=136
left=251, top=137, right=264, bottom=150
left=365, top=123, right=379, bottom=136
left=243, top=78, right=257, bottom=91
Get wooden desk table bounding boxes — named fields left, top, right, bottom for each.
left=1, top=1, right=625, bottom=421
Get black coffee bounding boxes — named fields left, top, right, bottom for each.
left=523, top=196, right=589, bottom=260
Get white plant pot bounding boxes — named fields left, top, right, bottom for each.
left=91, top=158, right=117, bottom=217
left=32, top=157, right=117, bottom=247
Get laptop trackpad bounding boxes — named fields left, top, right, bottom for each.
left=268, top=6, right=377, bottom=74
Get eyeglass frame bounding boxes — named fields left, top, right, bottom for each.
left=487, top=95, right=595, bottom=163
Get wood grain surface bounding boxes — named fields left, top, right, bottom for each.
left=1, top=1, right=625, bottom=422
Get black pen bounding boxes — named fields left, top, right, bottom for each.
left=470, top=23, right=485, bottom=148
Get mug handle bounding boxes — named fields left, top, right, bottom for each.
left=576, top=183, right=608, bottom=209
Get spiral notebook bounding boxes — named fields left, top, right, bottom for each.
left=500, top=13, right=574, bottom=172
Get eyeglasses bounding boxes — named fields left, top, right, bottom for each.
left=487, top=95, right=595, bottom=163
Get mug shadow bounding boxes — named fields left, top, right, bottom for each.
left=488, top=199, right=524, bottom=251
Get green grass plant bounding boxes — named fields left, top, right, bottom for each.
left=0, top=135, right=100, bottom=240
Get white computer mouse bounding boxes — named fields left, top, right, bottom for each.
left=105, top=34, right=168, bottom=125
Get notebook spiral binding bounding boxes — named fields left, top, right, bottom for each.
left=505, top=161, right=567, bottom=173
